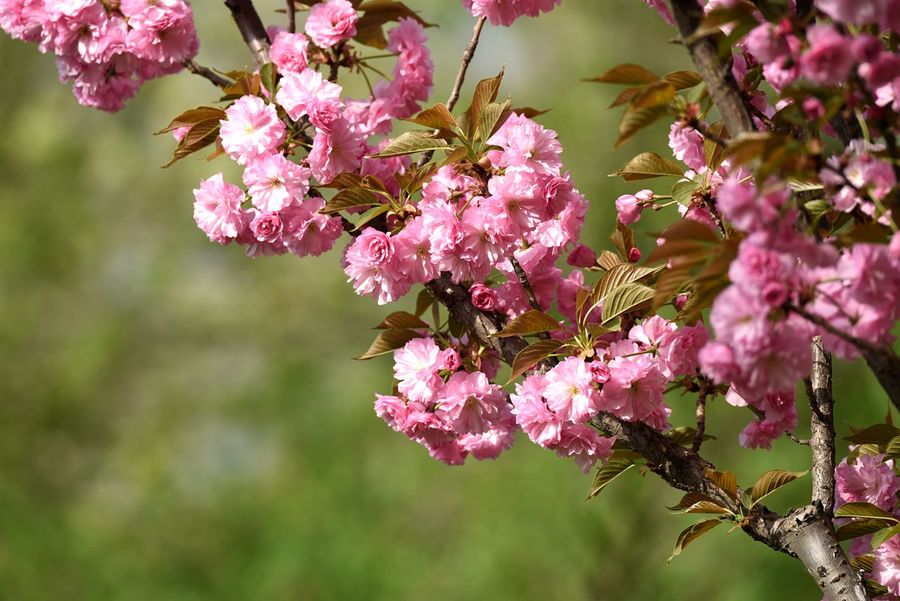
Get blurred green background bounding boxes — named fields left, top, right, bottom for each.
left=0, top=2, right=890, bottom=600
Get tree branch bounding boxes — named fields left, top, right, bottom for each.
left=692, top=391, right=707, bottom=453
left=286, top=0, right=296, bottom=33
left=806, top=337, right=836, bottom=514
left=182, top=59, right=232, bottom=89
left=510, top=256, right=542, bottom=312
left=225, top=0, right=271, bottom=67
left=668, top=0, right=754, bottom=136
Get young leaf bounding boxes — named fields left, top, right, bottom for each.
left=406, top=103, right=459, bottom=132
left=370, top=131, right=452, bottom=158
left=667, top=493, right=732, bottom=515
left=464, top=69, right=505, bottom=139
left=662, top=70, right=703, bottom=90
left=871, top=523, right=900, bottom=549
left=750, top=469, right=808, bottom=507
left=496, top=310, right=560, bottom=338
left=156, top=106, right=227, bottom=135
left=375, top=311, right=430, bottom=330
left=666, top=426, right=716, bottom=447
left=587, top=63, right=659, bottom=85
left=586, top=458, right=635, bottom=501
left=354, top=328, right=421, bottom=360
left=835, top=519, right=893, bottom=542
left=260, top=62, right=278, bottom=96
left=886, top=435, right=900, bottom=459
left=477, top=99, right=511, bottom=143
left=507, top=339, right=564, bottom=383
left=851, top=554, right=876, bottom=573
left=844, top=423, right=900, bottom=446
left=601, top=282, right=655, bottom=324
left=352, top=204, right=391, bottom=230
left=705, top=468, right=738, bottom=500
left=615, top=105, right=668, bottom=148
left=414, top=288, right=434, bottom=317
left=668, top=519, right=722, bottom=563
left=630, top=82, right=676, bottom=110
left=610, top=152, right=685, bottom=181
left=835, top=502, right=900, bottom=523
left=320, top=187, right=379, bottom=213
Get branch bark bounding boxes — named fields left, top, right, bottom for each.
left=668, top=0, right=754, bottom=136
left=225, top=0, right=271, bottom=67
left=807, top=337, right=836, bottom=514
left=182, top=59, right=232, bottom=88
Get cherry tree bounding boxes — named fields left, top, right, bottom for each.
left=3, top=0, right=899, bottom=599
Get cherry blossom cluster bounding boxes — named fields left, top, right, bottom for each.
left=836, top=452, right=900, bottom=598
left=511, top=318, right=709, bottom=472
left=462, top=0, right=561, bottom=26
left=343, top=113, right=586, bottom=308
left=375, top=337, right=516, bottom=465
left=0, top=0, right=198, bottom=111
left=193, top=7, right=433, bottom=260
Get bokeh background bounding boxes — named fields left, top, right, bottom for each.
left=0, top=2, right=891, bottom=600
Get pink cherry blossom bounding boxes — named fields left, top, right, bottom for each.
left=542, top=357, right=600, bottom=423
left=270, top=31, right=309, bottom=74
left=192, top=173, right=248, bottom=244
left=393, top=337, right=444, bottom=403
left=243, top=154, right=310, bottom=212
left=304, top=0, right=358, bottom=48
left=219, top=95, right=286, bottom=165
left=487, top=113, right=563, bottom=175
left=835, top=454, right=900, bottom=510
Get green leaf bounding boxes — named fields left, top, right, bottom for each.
left=886, top=435, right=900, bottom=459
left=871, top=523, right=900, bottom=549
left=836, top=519, right=894, bottom=542
left=352, top=204, right=391, bottom=231
left=667, top=493, right=732, bottom=515
left=369, top=131, right=452, bottom=158
left=851, top=554, right=876, bottom=573
left=672, top=178, right=700, bottom=206
left=320, top=187, right=379, bottom=213
left=750, top=469, right=808, bottom=507
left=601, top=282, right=655, bottom=324
left=615, top=105, right=668, bottom=148
left=414, top=288, right=434, bottom=317
left=705, top=468, right=738, bottom=500
left=583, top=264, right=664, bottom=325
left=844, top=423, right=900, bottom=446
left=587, top=63, right=659, bottom=85
left=353, top=0, right=435, bottom=49
left=666, top=426, right=716, bottom=447
left=610, top=151, right=684, bottom=181
left=375, top=311, right=430, bottom=330
left=477, top=99, right=511, bottom=143
left=354, top=328, right=421, bottom=360
left=260, top=62, right=277, bottom=96
left=668, top=519, right=721, bottom=563
left=835, top=502, right=900, bottom=523
left=586, top=458, right=635, bottom=501
left=496, top=310, right=560, bottom=338
left=162, top=120, right=221, bottom=168
left=864, top=580, right=889, bottom=598
left=507, top=339, right=564, bottom=384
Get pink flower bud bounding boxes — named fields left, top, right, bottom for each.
left=470, top=283, right=500, bottom=312
left=439, top=348, right=462, bottom=372
left=761, top=281, right=789, bottom=307
left=615, top=194, right=643, bottom=225
left=589, top=361, right=611, bottom=384
left=802, top=97, right=825, bottom=120
left=567, top=244, right=597, bottom=268
left=250, top=211, right=284, bottom=243
left=628, top=247, right=642, bottom=263
left=674, top=293, right=689, bottom=311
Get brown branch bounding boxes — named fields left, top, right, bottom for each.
left=225, top=0, right=271, bottom=67
left=668, top=0, right=754, bottom=136
left=806, top=337, right=836, bottom=514
left=510, top=257, right=542, bottom=311
left=789, top=304, right=900, bottom=412
left=182, top=60, right=232, bottom=89
left=286, top=0, right=296, bottom=33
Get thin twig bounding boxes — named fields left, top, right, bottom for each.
left=690, top=120, right=728, bottom=147
left=510, top=256, right=541, bottom=311
left=787, top=303, right=883, bottom=355
left=417, top=16, right=487, bottom=169
left=182, top=59, right=232, bottom=89
left=692, top=391, right=707, bottom=452
left=286, top=0, right=296, bottom=33
left=786, top=431, right=811, bottom=446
